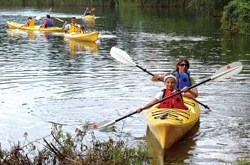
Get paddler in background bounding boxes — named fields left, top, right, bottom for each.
left=23, top=16, right=35, bottom=27
left=40, top=14, right=53, bottom=28
left=62, top=17, right=81, bottom=33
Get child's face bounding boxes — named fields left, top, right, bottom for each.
left=165, top=78, right=176, bottom=90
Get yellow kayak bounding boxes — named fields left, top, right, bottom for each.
left=7, top=21, right=63, bottom=32
left=146, top=97, right=200, bottom=149
left=82, top=15, right=95, bottom=21
left=64, top=31, right=99, bottom=42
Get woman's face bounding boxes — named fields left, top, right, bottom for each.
left=165, top=78, right=176, bottom=90
left=178, top=61, right=188, bottom=73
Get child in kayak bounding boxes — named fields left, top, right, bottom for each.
left=136, top=74, right=188, bottom=113
left=80, top=26, right=86, bottom=34
left=24, top=17, right=35, bottom=27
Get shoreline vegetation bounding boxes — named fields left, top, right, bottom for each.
left=1, top=0, right=249, bottom=35
left=0, top=124, right=249, bottom=164
left=0, top=124, right=150, bottom=164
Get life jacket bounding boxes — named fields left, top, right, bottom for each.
left=45, top=19, right=53, bottom=27
left=28, top=19, right=35, bottom=26
left=158, top=89, right=187, bottom=110
left=173, top=71, right=192, bottom=90
left=68, top=23, right=79, bottom=33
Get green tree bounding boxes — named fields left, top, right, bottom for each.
left=221, top=0, right=250, bottom=35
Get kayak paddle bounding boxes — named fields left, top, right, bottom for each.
left=110, top=47, right=210, bottom=110
left=92, top=61, right=243, bottom=129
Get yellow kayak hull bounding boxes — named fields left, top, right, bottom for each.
left=146, top=97, right=200, bottom=149
left=64, top=31, right=99, bottom=42
left=7, top=21, right=63, bottom=32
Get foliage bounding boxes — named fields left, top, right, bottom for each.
left=236, top=159, right=250, bottom=165
left=220, top=0, right=250, bottom=35
left=0, top=124, right=150, bottom=164
left=187, top=0, right=231, bottom=15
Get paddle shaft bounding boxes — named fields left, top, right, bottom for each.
left=135, top=64, right=211, bottom=110
left=136, top=65, right=155, bottom=77
left=54, top=17, right=64, bottom=23
left=114, top=78, right=212, bottom=123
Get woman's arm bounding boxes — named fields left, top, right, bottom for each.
left=182, top=87, right=198, bottom=99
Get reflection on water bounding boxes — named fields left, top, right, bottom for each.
left=64, top=38, right=99, bottom=55
left=6, top=29, right=56, bottom=41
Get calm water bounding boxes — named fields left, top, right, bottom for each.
left=0, top=6, right=250, bottom=164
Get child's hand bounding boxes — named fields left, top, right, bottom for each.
left=136, top=108, right=142, bottom=113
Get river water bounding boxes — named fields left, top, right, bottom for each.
left=0, top=6, right=249, bottom=164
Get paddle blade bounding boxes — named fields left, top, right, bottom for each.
left=92, top=120, right=115, bottom=129
left=36, top=16, right=41, bottom=20
left=48, top=8, right=52, bottom=14
left=91, top=7, right=96, bottom=12
left=211, top=62, right=243, bottom=81
left=110, top=47, right=136, bottom=66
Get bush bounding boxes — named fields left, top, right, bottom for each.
left=0, top=124, right=150, bottom=164
left=221, top=0, right=250, bottom=35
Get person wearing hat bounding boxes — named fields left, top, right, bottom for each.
left=136, top=74, right=187, bottom=113
left=151, top=58, right=198, bottom=99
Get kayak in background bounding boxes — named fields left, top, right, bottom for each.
left=64, top=31, right=99, bottom=42
left=82, top=15, right=95, bottom=21
left=7, top=21, right=63, bottom=32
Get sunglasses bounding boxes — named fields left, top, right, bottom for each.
left=179, top=63, right=188, bottom=67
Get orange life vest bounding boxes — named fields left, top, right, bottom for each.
left=158, top=89, right=187, bottom=110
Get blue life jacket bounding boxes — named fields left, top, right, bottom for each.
left=45, top=19, right=53, bottom=27
left=173, top=71, right=191, bottom=90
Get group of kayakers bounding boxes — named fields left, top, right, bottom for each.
left=22, top=6, right=94, bottom=33
left=24, top=14, right=53, bottom=28
left=136, top=58, right=198, bottom=112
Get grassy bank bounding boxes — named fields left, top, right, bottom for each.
left=0, top=124, right=150, bottom=164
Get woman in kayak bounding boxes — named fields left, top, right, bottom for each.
left=152, top=58, right=198, bottom=99
left=137, top=74, right=188, bottom=113
left=40, top=14, right=53, bottom=28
